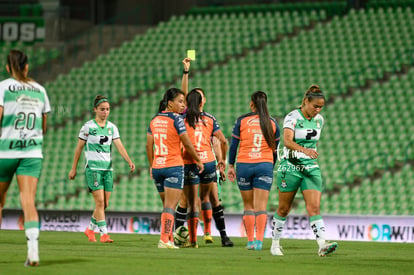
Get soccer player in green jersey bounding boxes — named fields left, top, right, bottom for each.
left=0, top=49, right=51, bottom=266
left=270, top=85, right=337, bottom=257
left=68, top=95, right=135, bottom=243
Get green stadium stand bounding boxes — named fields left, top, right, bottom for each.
left=322, top=165, right=414, bottom=215
left=45, top=7, right=329, bottom=126
left=0, top=42, right=60, bottom=79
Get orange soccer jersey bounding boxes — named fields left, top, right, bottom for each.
left=182, top=112, right=220, bottom=164
left=147, top=111, right=187, bottom=169
left=230, top=113, right=280, bottom=164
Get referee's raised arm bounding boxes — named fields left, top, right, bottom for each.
left=181, top=57, right=191, bottom=98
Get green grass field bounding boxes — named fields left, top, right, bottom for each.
left=1, top=230, right=413, bottom=274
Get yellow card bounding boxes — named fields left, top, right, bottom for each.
left=187, top=50, right=196, bottom=60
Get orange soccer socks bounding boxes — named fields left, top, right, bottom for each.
left=243, top=211, right=255, bottom=248
left=160, top=208, right=175, bottom=243
left=187, top=212, right=199, bottom=244
left=255, top=211, right=268, bottom=243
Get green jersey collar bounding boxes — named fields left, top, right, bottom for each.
left=298, top=108, right=313, bottom=122
left=93, top=119, right=107, bottom=129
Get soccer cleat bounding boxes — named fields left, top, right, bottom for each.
left=246, top=241, right=255, bottom=250
left=270, top=241, right=284, bottom=256
left=158, top=240, right=179, bottom=249
left=255, top=240, right=263, bottom=251
left=180, top=241, right=199, bottom=248
left=24, top=258, right=39, bottom=267
left=204, top=233, right=214, bottom=244
left=84, top=228, right=97, bottom=242
left=25, top=244, right=39, bottom=267
left=100, top=234, right=113, bottom=243
left=221, top=236, right=234, bottom=247
left=318, top=242, right=338, bottom=257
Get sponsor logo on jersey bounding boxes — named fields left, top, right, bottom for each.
left=9, top=138, right=38, bottom=149
left=19, top=131, right=28, bottom=139
left=108, top=128, right=112, bottom=135
left=8, top=84, right=40, bottom=93
left=197, top=151, right=208, bottom=160
left=99, top=135, right=108, bottom=145
left=246, top=117, right=260, bottom=126
left=316, top=120, right=321, bottom=129
left=248, top=151, right=262, bottom=159
left=281, top=180, right=287, bottom=188
left=156, top=157, right=166, bottom=165
left=16, top=94, right=40, bottom=106
left=153, top=118, right=169, bottom=128
left=177, top=118, right=185, bottom=130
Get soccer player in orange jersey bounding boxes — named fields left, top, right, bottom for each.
left=227, top=91, right=280, bottom=250
left=181, top=88, right=232, bottom=247
left=177, top=57, right=234, bottom=247
left=146, top=88, right=204, bottom=249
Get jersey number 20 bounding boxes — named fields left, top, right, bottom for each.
left=14, top=112, right=36, bottom=130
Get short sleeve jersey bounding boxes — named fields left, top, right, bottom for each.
left=147, top=111, right=187, bottom=169
left=231, top=112, right=278, bottom=164
left=182, top=112, right=220, bottom=164
left=0, top=78, right=51, bottom=159
left=282, top=109, right=324, bottom=167
left=79, top=119, right=120, bottom=171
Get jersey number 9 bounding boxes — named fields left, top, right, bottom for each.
left=252, top=133, right=263, bottom=153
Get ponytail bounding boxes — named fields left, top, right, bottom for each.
left=7, top=49, right=31, bottom=83
left=158, top=88, right=185, bottom=113
left=301, top=84, right=325, bottom=107
left=158, top=95, right=168, bottom=113
left=251, top=91, right=276, bottom=151
left=186, top=90, right=203, bottom=129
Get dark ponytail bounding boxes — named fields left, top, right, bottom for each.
left=7, top=49, right=31, bottom=83
left=301, top=84, right=325, bottom=107
left=186, top=90, right=203, bottom=129
left=158, top=87, right=185, bottom=113
left=251, top=91, right=276, bottom=151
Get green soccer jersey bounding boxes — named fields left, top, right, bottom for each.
left=0, top=78, right=51, bottom=159
left=282, top=108, right=324, bottom=168
left=78, top=119, right=120, bottom=171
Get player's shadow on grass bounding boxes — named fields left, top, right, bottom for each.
left=0, top=258, right=89, bottom=265
left=36, top=258, right=90, bottom=266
